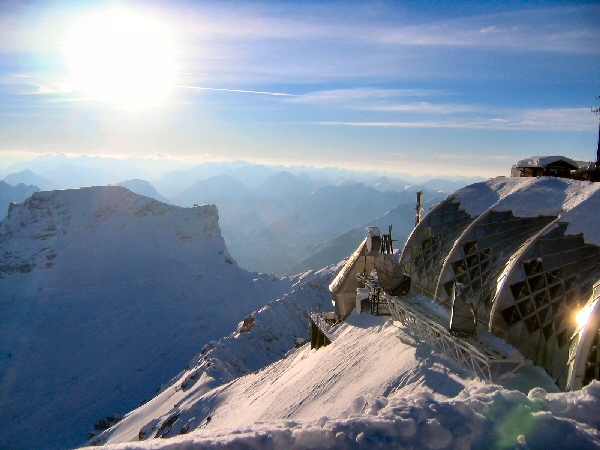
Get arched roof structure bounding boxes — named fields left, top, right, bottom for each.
left=400, top=177, right=600, bottom=390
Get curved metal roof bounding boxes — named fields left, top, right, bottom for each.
left=399, top=176, right=600, bottom=390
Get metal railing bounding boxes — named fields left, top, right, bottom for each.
left=384, top=293, right=523, bottom=381
left=309, top=311, right=337, bottom=349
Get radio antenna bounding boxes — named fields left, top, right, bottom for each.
left=593, top=96, right=600, bottom=168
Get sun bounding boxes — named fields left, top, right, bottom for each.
left=61, top=8, right=177, bottom=110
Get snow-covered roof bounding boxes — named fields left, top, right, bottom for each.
left=513, top=155, right=584, bottom=169
left=453, top=177, right=600, bottom=246
left=401, top=176, right=600, bottom=391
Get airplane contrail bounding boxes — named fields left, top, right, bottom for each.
left=176, top=85, right=295, bottom=97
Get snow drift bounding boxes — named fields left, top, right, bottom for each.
left=453, top=176, right=600, bottom=244
left=85, top=313, right=600, bottom=450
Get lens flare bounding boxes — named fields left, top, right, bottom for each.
left=576, top=305, right=593, bottom=330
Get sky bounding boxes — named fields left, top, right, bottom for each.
left=1, top=0, right=599, bottom=178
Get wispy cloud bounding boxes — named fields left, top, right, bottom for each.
left=315, top=107, right=597, bottom=132
left=172, top=3, right=599, bottom=55
left=436, top=153, right=514, bottom=162
left=142, top=152, right=212, bottom=161
left=288, top=88, right=437, bottom=104
left=317, top=121, right=477, bottom=129
left=173, top=82, right=598, bottom=133
left=366, top=102, right=479, bottom=114
left=0, top=73, right=76, bottom=97
left=2, top=2, right=596, bottom=91
left=357, top=6, right=599, bottom=54
left=285, top=88, right=477, bottom=115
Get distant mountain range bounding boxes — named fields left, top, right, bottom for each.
left=170, top=173, right=443, bottom=274
left=2, top=154, right=484, bottom=194
left=116, top=179, right=172, bottom=204
left=288, top=195, right=443, bottom=275
left=1, top=156, right=483, bottom=274
left=0, top=180, right=40, bottom=221
left=3, top=169, right=60, bottom=191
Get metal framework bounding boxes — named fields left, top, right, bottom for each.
left=357, top=272, right=391, bottom=316
left=492, top=222, right=600, bottom=389
left=401, top=198, right=474, bottom=296
left=385, top=293, right=523, bottom=381
left=435, top=211, right=555, bottom=322
left=309, top=311, right=336, bottom=349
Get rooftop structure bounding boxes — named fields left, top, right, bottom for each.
left=511, top=156, right=583, bottom=178
left=511, top=99, right=600, bottom=182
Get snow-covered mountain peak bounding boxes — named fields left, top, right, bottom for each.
left=4, top=186, right=209, bottom=232
left=0, top=187, right=295, bottom=450
left=0, top=186, right=226, bottom=278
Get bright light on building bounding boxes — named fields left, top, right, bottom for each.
left=576, top=305, right=594, bottom=330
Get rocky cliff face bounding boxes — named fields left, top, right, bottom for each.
left=0, top=186, right=293, bottom=450
left=0, top=187, right=225, bottom=276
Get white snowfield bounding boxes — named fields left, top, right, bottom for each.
left=87, top=312, right=600, bottom=450
left=0, top=187, right=302, bottom=450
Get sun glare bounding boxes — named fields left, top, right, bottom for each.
left=61, top=9, right=176, bottom=110
left=576, top=304, right=594, bottom=330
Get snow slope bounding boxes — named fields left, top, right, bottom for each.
left=0, top=187, right=296, bottom=450
left=85, top=380, right=600, bottom=449
left=86, top=308, right=600, bottom=450
left=91, top=264, right=339, bottom=445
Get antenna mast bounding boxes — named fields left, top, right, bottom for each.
left=415, top=190, right=424, bottom=227
left=593, top=96, right=600, bottom=168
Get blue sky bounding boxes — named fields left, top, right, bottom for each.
left=1, top=0, right=599, bottom=177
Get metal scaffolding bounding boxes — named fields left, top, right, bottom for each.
left=385, top=293, right=523, bottom=381
left=309, top=311, right=336, bottom=349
